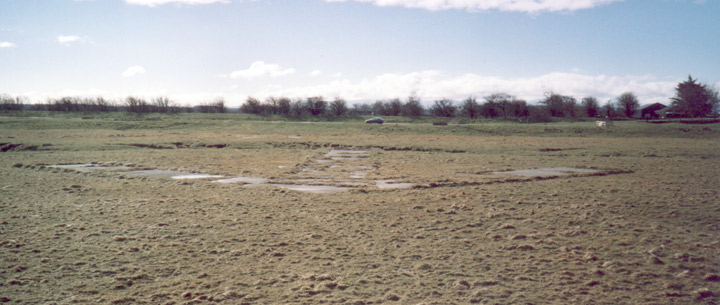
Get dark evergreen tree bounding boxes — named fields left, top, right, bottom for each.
left=671, top=76, right=717, bottom=117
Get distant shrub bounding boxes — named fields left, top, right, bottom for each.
left=197, top=99, right=226, bottom=113
left=0, top=94, right=25, bottom=111
left=430, top=99, right=456, bottom=117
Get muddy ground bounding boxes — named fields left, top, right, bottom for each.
left=1, top=118, right=719, bottom=304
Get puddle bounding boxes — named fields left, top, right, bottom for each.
left=349, top=170, right=370, bottom=179
left=47, top=164, right=134, bottom=172
left=47, top=164, right=224, bottom=180
left=235, top=135, right=259, bottom=139
left=324, top=150, right=369, bottom=160
left=493, top=167, right=601, bottom=177
left=375, top=180, right=414, bottom=189
left=339, top=182, right=371, bottom=186
left=171, top=174, right=224, bottom=179
left=266, top=184, right=350, bottom=194
left=123, top=170, right=223, bottom=179
left=213, top=176, right=269, bottom=185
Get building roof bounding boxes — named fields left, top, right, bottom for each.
left=639, top=102, right=666, bottom=110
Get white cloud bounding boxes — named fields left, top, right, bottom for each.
left=122, top=65, right=147, bottom=77
left=324, top=0, right=626, bottom=13
left=57, top=35, right=82, bottom=45
left=11, top=71, right=681, bottom=107
left=0, top=41, right=16, bottom=48
left=229, top=61, right=296, bottom=80
left=309, top=70, right=322, bottom=77
left=247, top=71, right=677, bottom=105
left=125, top=0, right=229, bottom=7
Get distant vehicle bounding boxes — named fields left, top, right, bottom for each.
left=365, top=117, right=384, bottom=124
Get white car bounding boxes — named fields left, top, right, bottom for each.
left=365, top=117, right=384, bottom=124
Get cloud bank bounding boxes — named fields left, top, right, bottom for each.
left=249, top=71, right=677, bottom=105
left=122, top=65, right=147, bottom=77
left=0, top=42, right=16, bottom=48
left=14, top=71, right=680, bottom=108
left=125, top=0, right=229, bottom=7
left=229, top=61, right=296, bottom=80
left=325, top=0, right=626, bottom=13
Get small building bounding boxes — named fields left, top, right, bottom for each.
left=633, top=103, right=666, bottom=119
left=656, top=106, right=684, bottom=119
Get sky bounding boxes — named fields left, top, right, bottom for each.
left=1, top=0, right=719, bottom=107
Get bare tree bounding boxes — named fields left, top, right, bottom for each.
left=617, top=92, right=639, bottom=118
left=480, top=100, right=499, bottom=118
left=153, top=96, right=172, bottom=113
left=197, top=98, right=226, bottom=113
left=290, top=98, right=305, bottom=116
left=581, top=96, right=600, bottom=118
left=276, top=97, right=291, bottom=116
left=430, top=99, right=456, bottom=117
left=266, top=97, right=280, bottom=115
left=565, top=96, right=578, bottom=118
left=460, top=97, right=480, bottom=119
left=240, top=97, right=264, bottom=114
left=540, top=92, right=567, bottom=118
left=305, top=96, right=326, bottom=116
left=372, top=100, right=386, bottom=116
left=402, top=95, right=424, bottom=117
left=126, top=96, right=150, bottom=113
left=484, top=93, right=514, bottom=119
left=95, top=97, right=117, bottom=112
left=385, top=98, right=403, bottom=116
left=351, top=103, right=372, bottom=116
left=329, top=97, right=348, bottom=117
left=509, top=99, right=529, bottom=119
left=0, top=94, right=26, bottom=111
left=603, top=100, right=617, bottom=118
left=214, top=98, right=227, bottom=113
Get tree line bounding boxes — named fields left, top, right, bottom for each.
left=0, top=95, right=227, bottom=114
left=2, top=76, right=717, bottom=119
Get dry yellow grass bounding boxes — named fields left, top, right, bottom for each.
left=1, top=117, right=719, bottom=304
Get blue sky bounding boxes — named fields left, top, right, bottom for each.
left=1, top=0, right=718, bottom=107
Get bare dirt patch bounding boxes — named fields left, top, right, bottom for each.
left=493, top=167, right=602, bottom=177
left=1, top=143, right=42, bottom=152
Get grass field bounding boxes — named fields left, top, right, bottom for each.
left=1, top=114, right=719, bottom=304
